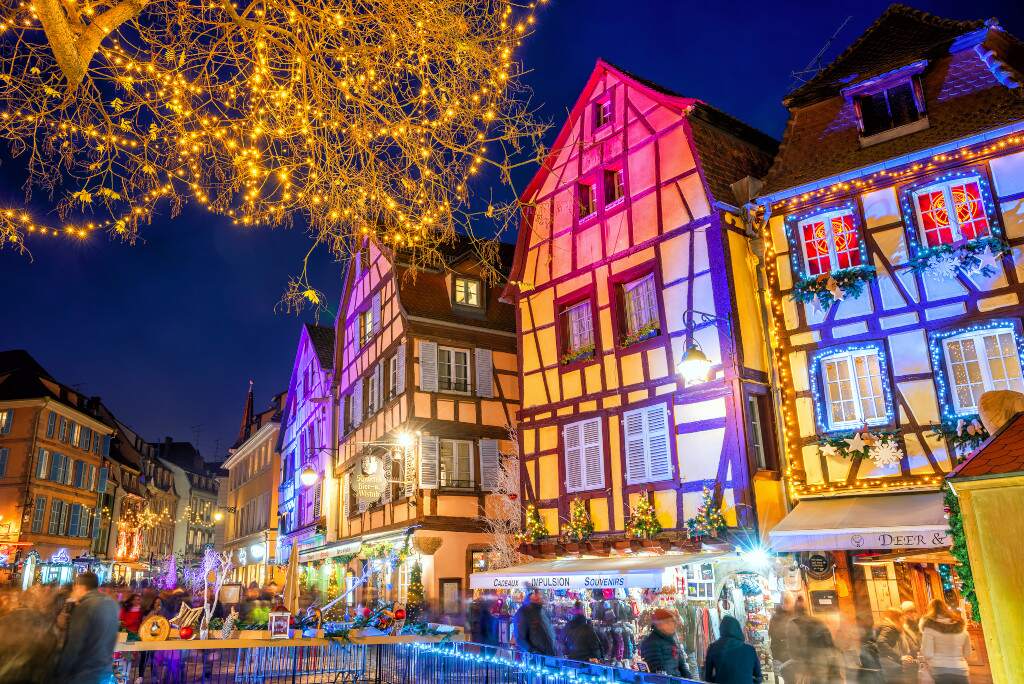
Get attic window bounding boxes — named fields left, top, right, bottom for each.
left=593, top=98, right=612, bottom=129
left=454, top=276, right=482, bottom=308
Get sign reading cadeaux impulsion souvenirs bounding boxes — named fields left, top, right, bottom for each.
left=470, top=572, right=665, bottom=590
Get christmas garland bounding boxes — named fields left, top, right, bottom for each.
left=684, top=487, right=726, bottom=539
left=819, top=429, right=903, bottom=468
left=943, top=484, right=980, bottom=624
left=620, top=321, right=659, bottom=348
left=906, top=236, right=1008, bottom=279
left=627, top=493, right=663, bottom=540
left=560, top=343, right=596, bottom=366
left=791, top=265, right=877, bottom=310
left=564, top=498, right=594, bottom=543
left=930, top=417, right=989, bottom=460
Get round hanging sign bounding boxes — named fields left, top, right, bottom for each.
left=804, top=552, right=834, bottom=581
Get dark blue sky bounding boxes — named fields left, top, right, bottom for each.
left=2, top=1, right=1022, bottom=459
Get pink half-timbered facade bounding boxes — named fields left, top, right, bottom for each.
left=505, top=61, right=784, bottom=547
left=277, top=323, right=336, bottom=563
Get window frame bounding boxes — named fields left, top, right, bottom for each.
left=810, top=342, right=894, bottom=434
left=438, top=438, right=474, bottom=490
left=603, top=167, right=625, bottom=208
left=388, top=354, right=400, bottom=399
left=854, top=79, right=924, bottom=137
left=900, top=169, right=1000, bottom=257
left=910, top=176, right=992, bottom=248
left=796, top=209, right=863, bottom=276
left=556, top=292, right=598, bottom=367
left=358, top=309, right=373, bottom=347
left=785, top=201, right=867, bottom=280
left=437, top=345, right=471, bottom=394
left=593, top=96, right=612, bottom=130
left=931, top=322, right=1024, bottom=418
left=577, top=181, right=597, bottom=221
left=620, top=273, right=660, bottom=342
left=453, top=276, right=483, bottom=309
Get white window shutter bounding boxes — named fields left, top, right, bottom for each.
left=419, top=341, right=438, bottom=392
left=352, top=378, right=363, bottom=425
left=623, top=408, right=647, bottom=485
left=479, top=439, right=499, bottom=492
left=646, top=404, right=672, bottom=481
left=396, top=344, right=406, bottom=395
left=582, top=419, right=605, bottom=490
left=372, top=292, right=382, bottom=334
left=563, top=423, right=584, bottom=493
left=475, top=348, right=494, bottom=398
left=374, top=361, right=384, bottom=408
left=419, top=435, right=439, bottom=489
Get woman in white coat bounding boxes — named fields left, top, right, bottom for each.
left=919, top=599, right=972, bottom=684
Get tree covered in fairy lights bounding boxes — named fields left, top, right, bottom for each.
left=0, top=0, right=548, bottom=303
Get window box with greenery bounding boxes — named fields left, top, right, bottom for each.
left=561, top=343, right=596, bottom=366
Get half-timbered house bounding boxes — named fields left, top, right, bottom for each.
left=504, top=60, right=782, bottom=552
left=330, top=238, right=520, bottom=616
left=757, top=6, right=1024, bottom=647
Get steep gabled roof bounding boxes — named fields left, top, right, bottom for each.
left=950, top=411, right=1024, bottom=480
left=785, top=5, right=986, bottom=107
left=304, top=323, right=336, bottom=371
left=688, top=103, right=777, bottom=205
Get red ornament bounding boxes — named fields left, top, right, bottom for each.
left=362, top=607, right=373, bottom=618
left=178, top=626, right=194, bottom=640
left=394, top=608, right=406, bottom=620
left=508, top=493, right=518, bottom=501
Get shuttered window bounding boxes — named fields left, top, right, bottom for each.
left=46, top=411, right=56, bottom=438
left=36, top=449, right=49, bottom=480
left=474, top=348, right=493, bottom=397
left=352, top=377, right=363, bottom=425
left=563, top=417, right=604, bottom=493
left=419, top=435, right=439, bottom=489
left=418, top=341, right=438, bottom=392
left=48, top=500, right=62, bottom=535
left=479, top=439, right=499, bottom=492
left=623, top=404, right=673, bottom=485
left=31, top=496, right=46, bottom=533
left=439, top=439, right=473, bottom=489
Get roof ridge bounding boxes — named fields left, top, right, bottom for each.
left=688, top=102, right=778, bottom=153
left=785, top=3, right=986, bottom=105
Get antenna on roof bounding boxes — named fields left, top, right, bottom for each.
left=789, top=15, right=853, bottom=90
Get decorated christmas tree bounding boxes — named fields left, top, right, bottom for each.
left=627, top=493, right=662, bottom=540
left=160, top=553, right=178, bottom=590
left=327, top=564, right=340, bottom=601
left=564, top=499, right=594, bottom=543
left=522, top=504, right=549, bottom=543
left=406, top=561, right=425, bottom=623
left=685, top=486, right=728, bottom=539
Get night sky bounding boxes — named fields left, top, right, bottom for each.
left=2, top=1, right=1023, bottom=460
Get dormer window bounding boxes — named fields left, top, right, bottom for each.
left=578, top=182, right=596, bottom=220
left=454, top=276, right=482, bottom=308
left=593, top=98, right=612, bottom=129
left=856, top=80, right=922, bottom=136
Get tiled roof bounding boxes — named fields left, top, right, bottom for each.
left=305, top=323, right=336, bottom=371
left=785, top=5, right=985, bottom=106
left=688, top=104, right=778, bottom=205
left=0, top=349, right=110, bottom=421
left=396, top=238, right=516, bottom=333
left=762, top=8, right=1024, bottom=195
left=950, top=411, right=1024, bottom=479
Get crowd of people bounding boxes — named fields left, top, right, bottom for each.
left=501, top=589, right=974, bottom=684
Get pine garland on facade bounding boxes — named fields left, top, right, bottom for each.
left=522, top=504, right=550, bottom=543
left=944, top=484, right=980, bottom=623
left=564, top=499, right=594, bottom=543
left=685, top=487, right=727, bottom=539
left=626, top=493, right=662, bottom=540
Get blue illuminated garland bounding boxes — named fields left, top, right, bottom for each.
left=808, top=341, right=896, bottom=435
left=928, top=320, right=1024, bottom=421
left=899, top=168, right=1008, bottom=274
left=407, top=642, right=627, bottom=684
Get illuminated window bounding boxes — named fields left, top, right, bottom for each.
left=388, top=354, right=400, bottom=398
left=604, top=168, right=624, bottom=205
left=942, top=328, right=1023, bottom=414
left=593, top=98, right=612, bottom=129
left=820, top=349, right=887, bottom=429
left=622, top=273, right=660, bottom=339
left=856, top=81, right=922, bottom=136
left=0, top=409, right=12, bottom=434
left=912, top=177, right=990, bottom=247
left=561, top=300, right=594, bottom=358
left=798, top=210, right=861, bottom=276
left=453, top=276, right=482, bottom=307
left=437, top=347, right=470, bottom=393
left=358, top=309, right=373, bottom=346
left=439, top=439, right=473, bottom=489
left=578, top=182, right=596, bottom=220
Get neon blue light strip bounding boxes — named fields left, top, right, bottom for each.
left=757, top=120, right=1024, bottom=205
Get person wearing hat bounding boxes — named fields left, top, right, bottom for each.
left=704, top=615, right=763, bottom=684
left=639, top=608, right=691, bottom=678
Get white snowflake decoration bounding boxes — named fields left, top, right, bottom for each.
left=869, top=440, right=903, bottom=468
left=925, top=252, right=961, bottom=280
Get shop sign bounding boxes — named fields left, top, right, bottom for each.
left=804, top=552, right=834, bottom=581
left=847, top=530, right=949, bottom=550
left=470, top=572, right=664, bottom=590
left=354, top=456, right=386, bottom=506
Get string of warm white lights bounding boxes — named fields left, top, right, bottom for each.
left=0, top=0, right=549, bottom=298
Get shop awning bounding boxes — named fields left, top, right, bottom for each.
left=768, top=492, right=950, bottom=552
left=299, top=540, right=361, bottom=563
left=469, top=552, right=725, bottom=590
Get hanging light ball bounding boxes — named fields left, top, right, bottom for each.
left=677, top=343, right=712, bottom=384
left=300, top=467, right=318, bottom=488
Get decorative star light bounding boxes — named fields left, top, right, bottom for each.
left=869, top=440, right=903, bottom=468
left=819, top=443, right=838, bottom=458
left=845, top=432, right=867, bottom=454
left=976, top=246, right=1001, bottom=274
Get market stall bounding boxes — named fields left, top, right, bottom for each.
left=469, top=550, right=797, bottom=677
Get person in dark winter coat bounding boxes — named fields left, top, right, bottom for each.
left=514, top=589, right=557, bottom=656
left=639, top=608, right=691, bottom=678
left=767, top=591, right=796, bottom=666
left=54, top=572, right=120, bottom=684
left=704, top=615, right=762, bottom=684
left=857, top=622, right=886, bottom=684
left=564, top=602, right=604, bottom=662
left=469, top=595, right=500, bottom=646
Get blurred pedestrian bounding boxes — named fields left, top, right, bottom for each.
left=768, top=591, right=796, bottom=674
left=469, top=593, right=500, bottom=646
left=857, top=620, right=885, bottom=684
left=802, top=622, right=846, bottom=683
left=901, top=600, right=922, bottom=657
left=54, top=571, right=119, bottom=684
left=920, top=599, right=971, bottom=684
left=564, top=601, right=603, bottom=662
left=704, top=614, right=761, bottom=683
left=119, top=593, right=144, bottom=634
left=513, top=589, right=556, bottom=656
left=878, top=608, right=915, bottom=683
left=639, top=608, right=691, bottom=678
